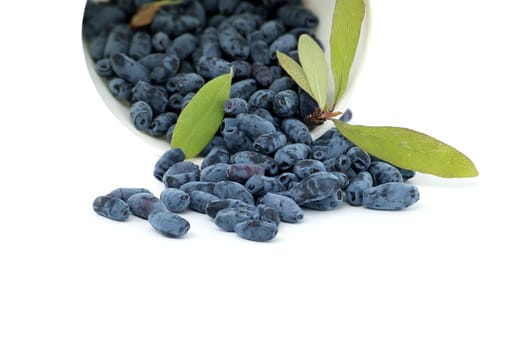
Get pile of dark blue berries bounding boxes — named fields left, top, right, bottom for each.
left=87, top=0, right=420, bottom=242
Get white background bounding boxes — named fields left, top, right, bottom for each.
left=1, top=1, right=525, bottom=349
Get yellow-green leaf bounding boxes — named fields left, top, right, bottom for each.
left=276, top=51, right=316, bottom=103
left=330, top=0, right=365, bottom=104
left=298, top=34, right=329, bottom=110
left=334, top=121, right=479, bottom=178
left=170, top=72, right=232, bottom=158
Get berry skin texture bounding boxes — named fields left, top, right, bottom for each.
left=205, top=199, right=257, bottom=219
left=200, top=163, right=230, bottom=183
left=190, top=191, right=221, bottom=214
left=107, top=188, right=152, bottom=201
left=302, top=189, right=344, bottom=211
left=148, top=211, right=190, bottom=238
left=234, top=220, right=278, bottom=242
left=281, top=118, right=312, bottom=145
left=345, top=171, right=374, bottom=207
left=253, top=132, right=288, bottom=155
left=288, top=172, right=341, bottom=205
left=93, top=195, right=131, bottom=222
left=272, top=90, right=298, bottom=118
left=362, top=183, right=420, bottom=211
left=213, top=181, right=255, bottom=205
left=130, top=101, right=153, bottom=131
left=153, top=148, right=186, bottom=182
left=274, top=143, right=311, bottom=171
left=127, top=193, right=166, bottom=219
left=214, top=207, right=260, bottom=232
left=160, top=188, right=191, bottom=213
left=368, top=161, right=404, bottom=186
left=258, top=193, right=304, bottom=223
left=110, top=53, right=150, bottom=85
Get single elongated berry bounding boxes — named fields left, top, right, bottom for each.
left=234, top=220, right=278, bottom=242
left=163, top=161, right=200, bottom=179
left=196, top=56, right=231, bottom=79
left=190, top=190, right=220, bottom=214
left=110, top=53, right=151, bottom=85
left=368, top=161, right=404, bottom=185
left=230, top=151, right=279, bottom=175
left=206, top=199, right=256, bottom=219
left=232, top=60, right=252, bottom=80
left=95, top=58, right=114, bottom=77
left=200, top=27, right=222, bottom=58
left=302, top=189, right=344, bottom=211
left=293, top=159, right=326, bottom=179
left=148, top=211, right=190, bottom=238
left=153, top=148, right=186, bottom=181
left=200, top=163, right=230, bottom=182
left=258, top=193, right=304, bottom=223
left=167, top=33, right=198, bottom=60
left=104, top=24, right=132, bottom=58
left=127, top=193, right=166, bottom=219
left=288, top=172, right=341, bottom=205
left=213, top=181, right=255, bottom=205
left=250, top=40, right=270, bottom=65
left=130, top=101, right=153, bottom=131
left=269, top=34, right=297, bottom=60
left=89, top=32, right=108, bottom=61
left=273, top=90, right=298, bottom=118
left=166, top=73, right=205, bottom=94
left=224, top=98, right=249, bottom=116
left=260, top=20, right=285, bottom=44
left=152, top=31, right=171, bottom=52
left=253, top=132, right=288, bottom=155
left=346, top=147, right=371, bottom=172
left=108, top=78, right=132, bottom=101
left=128, top=31, right=152, bottom=60
left=281, top=118, right=312, bottom=145
left=269, top=77, right=295, bottom=93
left=274, top=143, right=311, bottom=170
left=236, top=113, right=277, bottom=140
left=93, top=195, right=130, bottom=221
left=251, top=63, right=274, bottom=87
left=219, top=26, right=250, bottom=60
left=345, top=171, right=374, bottom=206
left=160, top=188, right=191, bottom=213
left=107, top=188, right=152, bottom=201
left=362, top=183, right=420, bottom=210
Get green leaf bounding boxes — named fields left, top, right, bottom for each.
left=330, top=0, right=365, bottom=105
left=170, top=72, right=232, bottom=158
left=334, top=120, right=479, bottom=178
left=298, top=34, right=329, bottom=110
left=276, top=51, right=316, bottom=102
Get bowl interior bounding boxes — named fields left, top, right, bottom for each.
left=83, top=0, right=363, bottom=152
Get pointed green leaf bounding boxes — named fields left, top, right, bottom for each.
left=170, top=72, right=232, bottom=158
left=334, top=121, right=479, bottom=178
left=330, top=0, right=365, bottom=104
left=276, top=51, right=316, bottom=103
left=298, top=34, right=329, bottom=110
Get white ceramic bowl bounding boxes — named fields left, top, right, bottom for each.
left=83, top=0, right=367, bottom=151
